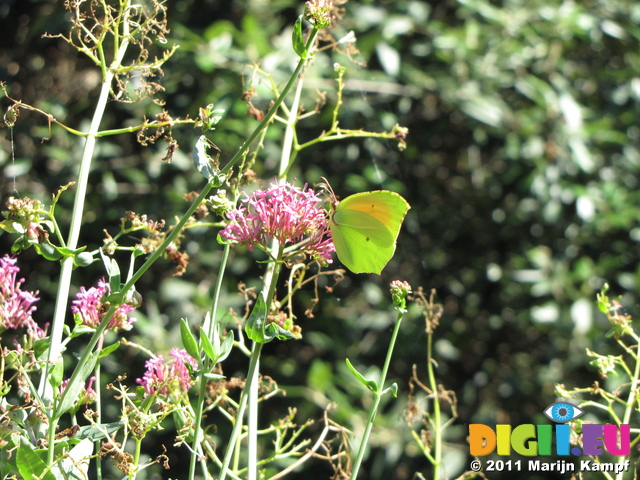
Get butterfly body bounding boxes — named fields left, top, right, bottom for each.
left=328, top=190, right=410, bottom=274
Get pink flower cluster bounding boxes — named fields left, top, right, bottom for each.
left=71, top=278, right=136, bottom=332
left=220, top=182, right=334, bottom=265
left=0, top=255, right=43, bottom=338
left=137, top=348, right=198, bottom=397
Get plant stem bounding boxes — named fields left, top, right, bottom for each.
left=247, top=357, right=259, bottom=480
left=426, top=331, right=443, bottom=480
left=351, top=309, right=405, bottom=479
left=615, top=338, right=640, bottom=480
left=188, top=244, right=231, bottom=480
left=42, top=20, right=130, bottom=400
left=279, top=69, right=305, bottom=178
left=218, top=341, right=264, bottom=480
left=43, top=1, right=134, bottom=465
left=129, top=437, right=143, bottom=480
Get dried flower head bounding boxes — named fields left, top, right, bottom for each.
left=220, top=182, right=334, bottom=265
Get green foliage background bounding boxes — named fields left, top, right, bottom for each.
left=2, top=0, right=640, bottom=478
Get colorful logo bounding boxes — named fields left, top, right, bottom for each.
left=467, top=402, right=631, bottom=474
left=543, top=401, right=585, bottom=423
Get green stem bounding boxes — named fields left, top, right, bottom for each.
left=615, top=339, right=640, bottom=480
left=242, top=41, right=308, bottom=480
left=128, top=438, right=143, bottom=480
left=95, top=336, right=104, bottom=480
left=220, top=242, right=285, bottom=480
left=188, top=244, right=231, bottom=480
left=426, top=331, right=442, bottom=480
left=351, top=308, right=405, bottom=479
left=43, top=1, right=134, bottom=465
left=278, top=70, right=305, bottom=178
left=206, top=243, right=232, bottom=338
left=247, top=355, right=260, bottom=480
left=218, top=341, right=264, bottom=480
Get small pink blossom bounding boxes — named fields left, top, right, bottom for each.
left=390, top=280, right=412, bottom=308
left=0, top=255, right=43, bottom=338
left=136, top=348, right=198, bottom=397
left=71, top=278, right=136, bottom=332
left=220, top=182, right=334, bottom=265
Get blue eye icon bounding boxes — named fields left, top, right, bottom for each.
left=544, top=402, right=585, bottom=423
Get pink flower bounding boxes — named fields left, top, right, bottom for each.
left=71, top=278, right=136, bottom=332
left=136, top=348, right=198, bottom=397
left=220, top=182, right=334, bottom=265
left=0, top=255, right=43, bottom=338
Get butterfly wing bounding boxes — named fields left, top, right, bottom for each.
left=339, top=191, right=410, bottom=239
left=330, top=210, right=395, bottom=274
left=330, top=191, right=410, bottom=274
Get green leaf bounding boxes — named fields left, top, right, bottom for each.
left=99, top=341, right=120, bottom=358
left=217, top=330, right=234, bottom=363
left=48, top=358, right=64, bottom=390
left=244, top=295, right=269, bottom=343
left=211, top=172, right=227, bottom=188
left=56, top=438, right=92, bottom=480
left=35, top=241, right=63, bottom=261
left=264, top=322, right=296, bottom=341
left=107, top=259, right=121, bottom=294
left=17, top=438, right=58, bottom=480
left=33, top=337, right=50, bottom=360
left=245, top=297, right=295, bottom=343
left=55, top=351, right=99, bottom=420
left=198, top=104, right=225, bottom=132
left=69, top=322, right=96, bottom=339
left=292, top=15, right=307, bottom=58
left=11, top=237, right=28, bottom=253
left=140, top=390, right=157, bottom=412
left=597, top=300, right=608, bottom=314
left=345, top=358, right=378, bottom=393
left=180, top=318, right=200, bottom=360
left=381, top=382, right=398, bottom=398
left=55, top=245, right=87, bottom=257
left=0, top=219, right=21, bottom=234
left=200, top=328, right=217, bottom=363
left=75, top=422, right=123, bottom=442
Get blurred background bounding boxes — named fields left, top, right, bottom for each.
left=2, top=0, right=640, bottom=478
